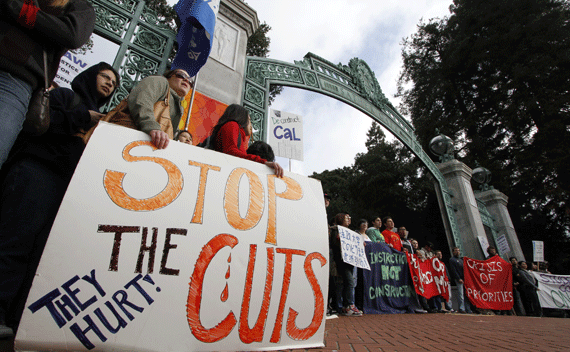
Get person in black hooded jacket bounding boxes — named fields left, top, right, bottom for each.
left=0, top=62, right=118, bottom=335
left=0, top=0, right=95, bottom=169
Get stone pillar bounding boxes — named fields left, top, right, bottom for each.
left=437, top=160, right=488, bottom=259
left=475, top=189, right=525, bottom=261
left=196, top=0, right=258, bottom=105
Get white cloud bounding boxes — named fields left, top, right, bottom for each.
left=169, top=0, right=452, bottom=176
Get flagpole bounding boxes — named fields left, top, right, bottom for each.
left=184, top=72, right=199, bottom=131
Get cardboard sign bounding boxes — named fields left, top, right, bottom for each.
left=268, top=109, right=303, bottom=161
left=532, top=240, right=544, bottom=262
left=464, top=256, right=513, bottom=310
left=363, top=243, right=413, bottom=314
left=337, top=226, right=370, bottom=270
left=406, top=254, right=450, bottom=301
left=531, top=272, right=570, bottom=310
left=16, top=123, right=329, bottom=351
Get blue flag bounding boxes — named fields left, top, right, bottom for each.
left=173, top=0, right=220, bottom=76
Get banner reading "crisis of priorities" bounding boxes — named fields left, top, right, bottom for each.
left=16, top=123, right=329, bottom=352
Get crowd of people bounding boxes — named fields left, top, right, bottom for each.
left=0, top=0, right=285, bottom=339
left=325, top=196, right=552, bottom=318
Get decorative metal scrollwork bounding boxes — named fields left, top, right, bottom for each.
left=244, top=83, right=265, bottom=108
left=111, top=0, right=137, bottom=13
left=91, top=3, right=129, bottom=38
left=133, top=26, right=168, bottom=56
left=242, top=52, right=465, bottom=253
left=140, top=7, right=176, bottom=32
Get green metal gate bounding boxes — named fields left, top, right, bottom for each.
left=241, top=52, right=464, bottom=254
left=89, top=0, right=176, bottom=107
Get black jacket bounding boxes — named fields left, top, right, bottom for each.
left=8, top=63, right=115, bottom=176
left=0, top=0, right=95, bottom=90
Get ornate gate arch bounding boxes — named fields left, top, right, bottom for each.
left=241, top=52, right=463, bottom=253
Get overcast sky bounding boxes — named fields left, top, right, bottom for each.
left=168, top=0, right=453, bottom=176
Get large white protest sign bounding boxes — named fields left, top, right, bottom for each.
left=16, top=123, right=329, bottom=351
left=337, top=226, right=370, bottom=270
left=268, top=109, right=303, bottom=161
left=531, top=272, right=570, bottom=310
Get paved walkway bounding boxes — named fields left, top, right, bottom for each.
left=1, top=313, right=568, bottom=351
left=299, top=313, right=570, bottom=352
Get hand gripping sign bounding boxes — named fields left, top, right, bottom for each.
left=16, top=122, right=329, bottom=352
left=463, top=256, right=513, bottom=310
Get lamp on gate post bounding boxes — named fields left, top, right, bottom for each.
left=429, top=129, right=455, bottom=162
left=472, top=161, right=493, bottom=192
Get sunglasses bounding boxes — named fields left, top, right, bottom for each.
left=173, top=72, right=193, bottom=86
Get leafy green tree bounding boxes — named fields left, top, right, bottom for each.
left=312, top=123, right=442, bottom=242
left=246, top=22, right=283, bottom=105
left=397, top=0, right=570, bottom=272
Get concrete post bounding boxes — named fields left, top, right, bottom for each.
left=197, top=0, right=259, bottom=105
left=437, top=160, right=488, bottom=259
left=475, top=189, right=525, bottom=261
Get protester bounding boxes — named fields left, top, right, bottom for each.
left=176, top=130, right=193, bottom=145
left=365, top=216, right=385, bottom=243
left=449, top=247, right=473, bottom=314
left=247, top=140, right=275, bottom=162
left=398, top=227, right=413, bottom=253
left=510, top=257, right=526, bottom=316
left=358, top=219, right=371, bottom=242
left=411, top=239, right=420, bottom=253
left=125, top=68, right=191, bottom=149
left=486, top=246, right=497, bottom=257
left=330, top=213, right=362, bottom=316
left=422, top=242, right=435, bottom=258
left=0, top=0, right=95, bottom=169
left=434, top=250, right=453, bottom=313
left=517, top=261, right=542, bottom=317
left=0, top=62, right=118, bottom=336
left=210, top=104, right=283, bottom=177
left=382, top=216, right=402, bottom=251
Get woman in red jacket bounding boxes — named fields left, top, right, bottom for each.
left=212, top=104, right=283, bottom=177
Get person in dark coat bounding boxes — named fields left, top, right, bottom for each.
left=0, top=0, right=95, bottom=168
left=0, top=62, right=118, bottom=335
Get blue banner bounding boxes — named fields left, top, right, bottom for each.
left=173, top=0, right=220, bottom=76
left=363, top=242, right=415, bottom=314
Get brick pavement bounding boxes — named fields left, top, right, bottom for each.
left=1, top=313, right=568, bottom=351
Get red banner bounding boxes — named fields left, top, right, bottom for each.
left=463, top=256, right=513, bottom=310
left=406, top=254, right=450, bottom=300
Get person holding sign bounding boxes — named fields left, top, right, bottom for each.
left=0, top=62, right=118, bottom=336
left=210, top=104, right=283, bottom=177
left=127, top=69, right=192, bottom=149
left=329, top=213, right=363, bottom=316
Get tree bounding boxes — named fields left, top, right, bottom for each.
left=397, top=0, right=570, bottom=273
left=246, top=22, right=283, bottom=105
left=311, top=123, right=442, bottom=243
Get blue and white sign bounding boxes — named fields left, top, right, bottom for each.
left=268, top=109, right=304, bottom=161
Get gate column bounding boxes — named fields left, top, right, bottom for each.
left=437, top=160, right=488, bottom=259
left=475, top=189, right=525, bottom=261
